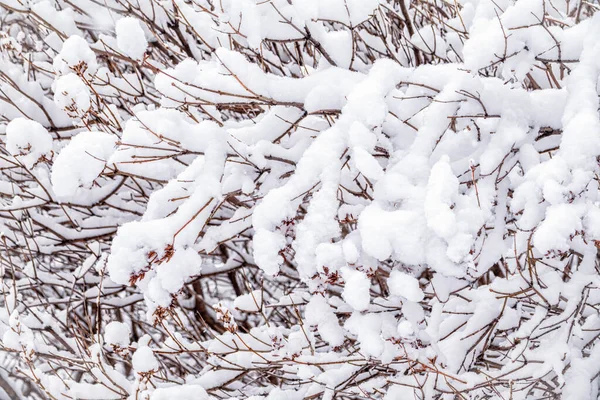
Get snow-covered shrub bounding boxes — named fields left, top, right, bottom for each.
left=0, top=0, right=599, bottom=399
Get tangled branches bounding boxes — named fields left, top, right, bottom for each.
left=0, top=0, right=599, bottom=399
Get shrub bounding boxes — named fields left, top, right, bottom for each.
left=0, top=0, right=599, bottom=399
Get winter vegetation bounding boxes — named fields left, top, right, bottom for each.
left=0, top=0, right=599, bottom=398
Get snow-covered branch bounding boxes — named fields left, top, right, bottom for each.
left=0, top=0, right=599, bottom=399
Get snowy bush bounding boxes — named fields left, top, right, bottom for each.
left=0, top=0, right=599, bottom=399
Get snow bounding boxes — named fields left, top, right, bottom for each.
left=352, top=147, right=384, bottom=181
left=132, top=345, right=158, bottom=373
left=151, top=385, right=209, bottom=400
left=305, top=295, right=344, bottom=347
left=424, top=156, right=458, bottom=239
left=151, top=248, right=203, bottom=305
left=104, top=322, right=130, bottom=347
left=2, top=329, right=20, bottom=350
left=252, top=230, right=286, bottom=276
left=51, top=131, right=116, bottom=199
left=53, top=73, right=91, bottom=117
left=115, top=18, right=148, bottom=60
left=397, top=320, right=414, bottom=338
left=53, top=35, right=98, bottom=77
left=5, top=118, right=53, bottom=168
left=341, top=239, right=360, bottom=265
left=340, top=267, right=370, bottom=311
left=358, top=204, right=425, bottom=265
left=345, top=312, right=394, bottom=358
left=387, top=270, right=424, bottom=303
left=234, top=290, right=263, bottom=312
left=107, top=221, right=203, bottom=309
left=533, top=204, right=584, bottom=254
